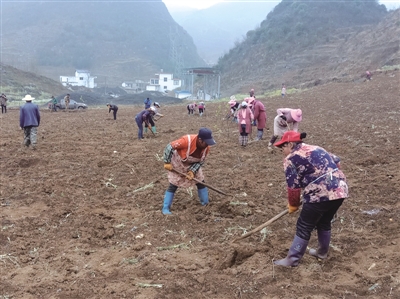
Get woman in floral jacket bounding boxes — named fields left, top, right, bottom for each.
left=274, top=131, right=348, bottom=267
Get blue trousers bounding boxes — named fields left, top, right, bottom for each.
left=135, top=116, right=144, bottom=139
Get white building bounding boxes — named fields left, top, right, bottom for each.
left=60, top=70, right=97, bottom=88
left=146, top=70, right=182, bottom=92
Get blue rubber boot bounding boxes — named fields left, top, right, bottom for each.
left=152, top=126, right=157, bottom=134
left=162, top=191, right=174, bottom=215
left=197, top=188, right=209, bottom=206
left=274, top=235, right=309, bottom=267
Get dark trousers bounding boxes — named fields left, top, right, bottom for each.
left=296, top=198, right=345, bottom=240
left=240, top=124, right=248, bottom=136
left=167, top=182, right=206, bottom=193
left=135, top=116, right=144, bottom=139
left=112, top=108, right=118, bottom=120
left=1, top=105, right=6, bottom=113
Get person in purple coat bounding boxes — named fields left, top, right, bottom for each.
left=135, top=107, right=156, bottom=140
left=20, top=95, right=41, bottom=150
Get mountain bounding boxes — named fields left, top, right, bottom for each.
left=1, top=0, right=205, bottom=87
left=170, top=0, right=278, bottom=65
left=217, top=0, right=398, bottom=95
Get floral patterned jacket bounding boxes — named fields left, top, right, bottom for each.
left=284, top=143, right=349, bottom=204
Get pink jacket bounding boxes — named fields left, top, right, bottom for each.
left=253, top=100, right=267, bottom=129
left=237, top=107, right=254, bottom=134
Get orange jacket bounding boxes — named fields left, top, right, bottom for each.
left=170, top=134, right=210, bottom=162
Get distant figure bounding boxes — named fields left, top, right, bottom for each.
left=249, top=88, right=255, bottom=98
left=1, top=93, right=8, bottom=114
left=281, top=84, right=286, bottom=98
left=187, top=103, right=197, bottom=115
left=20, top=95, right=40, bottom=150
left=198, top=102, right=205, bottom=116
left=366, top=70, right=372, bottom=80
left=146, top=102, right=164, bottom=134
left=135, top=107, right=156, bottom=140
left=64, top=94, right=70, bottom=111
left=237, top=101, right=254, bottom=147
left=51, top=96, right=57, bottom=112
left=228, top=96, right=240, bottom=121
left=252, top=98, right=267, bottom=141
left=144, top=97, right=151, bottom=109
left=107, top=103, right=118, bottom=120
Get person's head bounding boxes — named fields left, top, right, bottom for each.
left=22, top=94, right=35, bottom=102
left=106, top=103, right=110, bottom=107
left=153, top=102, right=160, bottom=108
left=197, top=127, right=216, bottom=149
left=149, top=106, right=156, bottom=114
left=241, top=101, right=248, bottom=109
left=274, top=131, right=307, bottom=155
left=290, top=109, right=302, bottom=122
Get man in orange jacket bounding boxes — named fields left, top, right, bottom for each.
left=162, top=127, right=216, bottom=215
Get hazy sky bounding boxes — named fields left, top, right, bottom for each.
left=163, top=0, right=400, bottom=11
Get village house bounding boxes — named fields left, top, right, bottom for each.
left=60, top=70, right=97, bottom=88
left=146, top=70, right=182, bottom=92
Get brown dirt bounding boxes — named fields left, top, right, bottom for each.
left=0, top=70, right=399, bottom=299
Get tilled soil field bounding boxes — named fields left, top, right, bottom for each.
left=0, top=70, right=399, bottom=299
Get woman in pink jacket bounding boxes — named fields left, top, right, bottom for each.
left=237, top=101, right=254, bottom=147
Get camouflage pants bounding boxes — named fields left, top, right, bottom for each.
left=23, top=126, right=38, bottom=147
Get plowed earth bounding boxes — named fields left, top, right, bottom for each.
left=0, top=70, right=399, bottom=299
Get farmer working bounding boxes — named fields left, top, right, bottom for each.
left=107, top=103, right=118, bottom=120
left=237, top=101, right=254, bottom=147
left=20, top=95, right=41, bottom=150
left=162, top=127, right=216, bottom=215
left=268, top=108, right=302, bottom=147
left=252, top=97, right=267, bottom=141
left=273, top=131, right=348, bottom=267
left=144, top=97, right=151, bottom=109
left=1, top=93, right=8, bottom=114
left=64, top=94, right=70, bottom=111
left=145, top=102, right=164, bottom=134
left=135, top=106, right=156, bottom=140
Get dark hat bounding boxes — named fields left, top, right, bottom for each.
left=198, top=127, right=216, bottom=146
left=274, top=131, right=306, bottom=147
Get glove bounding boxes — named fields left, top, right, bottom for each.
left=336, top=162, right=341, bottom=169
left=288, top=204, right=299, bottom=214
left=287, top=187, right=301, bottom=207
left=164, top=163, right=173, bottom=171
left=280, top=115, right=287, bottom=121
left=186, top=170, right=195, bottom=180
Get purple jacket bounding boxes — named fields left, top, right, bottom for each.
left=20, top=102, right=40, bottom=128
left=284, top=143, right=348, bottom=203
left=136, top=110, right=153, bottom=123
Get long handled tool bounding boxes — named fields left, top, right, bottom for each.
left=232, top=201, right=303, bottom=243
left=231, top=209, right=288, bottom=243
left=171, top=169, right=230, bottom=196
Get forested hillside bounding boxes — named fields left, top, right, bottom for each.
left=217, top=0, right=397, bottom=95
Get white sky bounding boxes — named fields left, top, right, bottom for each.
left=163, top=0, right=400, bottom=11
